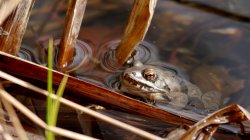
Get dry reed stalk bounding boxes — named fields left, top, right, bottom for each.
left=0, top=51, right=194, bottom=126
left=0, top=84, right=28, bottom=140
left=0, top=122, right=45, bottom=140
left=0, top=0, right=34, bottom=55
left=0, top=0, right=21, bottom=25
left=0, top=100, right=14, bottom=140
left=58, top=0, right=87, bottom=71
left=0, top=71, right=165, bottom=140
left=0, top=124, right=14, bottom=140
left=0, top=83, right=98, bottom=140
left=115, top=0, right=157, bottom=64
left=180, top=104, right=250, bottom=140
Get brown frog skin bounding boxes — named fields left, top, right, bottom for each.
left=120, top=61, right=221, bottom=111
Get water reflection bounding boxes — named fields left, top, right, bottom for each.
left=99, top=40, right=159, bottom=72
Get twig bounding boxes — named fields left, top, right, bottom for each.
left=0, top=84, right=28, bottom=140
left=0, top=124, right=14, bottom=140
left=115, top=0, right=157, bottom=64
left=0, top=83, right=98, bottom=140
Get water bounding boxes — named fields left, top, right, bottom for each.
left=14, top=0, right=250, bottom=139
left=99, top=40, right=159, bottom=72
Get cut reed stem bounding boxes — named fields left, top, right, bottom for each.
left=58, top=0, right=87, bottom=71
left=115, top=0, right=157, bottom=64
left=0, top=0, right=34, bottom=55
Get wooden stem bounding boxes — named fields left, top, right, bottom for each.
left=58, top=0, right=87, bottom=70
left=0, top=0, right=34, bottom=55
left=0, top=51, right=194, bottom=126
left=115, top=0, right=157, bottom=64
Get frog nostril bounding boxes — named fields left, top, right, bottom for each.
left=132, top=72, right=136, bottom=75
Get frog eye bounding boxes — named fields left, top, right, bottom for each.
left=143, top=68, right=157, bottom=82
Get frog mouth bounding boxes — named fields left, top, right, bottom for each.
left=122, top=73, right=165, bottom=93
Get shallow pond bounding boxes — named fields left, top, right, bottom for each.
left=12, top=0, right=250, bottom=139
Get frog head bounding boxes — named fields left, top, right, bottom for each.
left=120, top=61, right=183, bottom=101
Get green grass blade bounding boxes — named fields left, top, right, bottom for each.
left=46, top=38, right=54, bottom=140
left=51, top=75, right=68, bottom=126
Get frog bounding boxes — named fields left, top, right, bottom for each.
left=120, top=61, right=221, bottom=112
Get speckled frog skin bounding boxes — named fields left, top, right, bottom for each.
left=120, top=61, right=221, bottom=111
